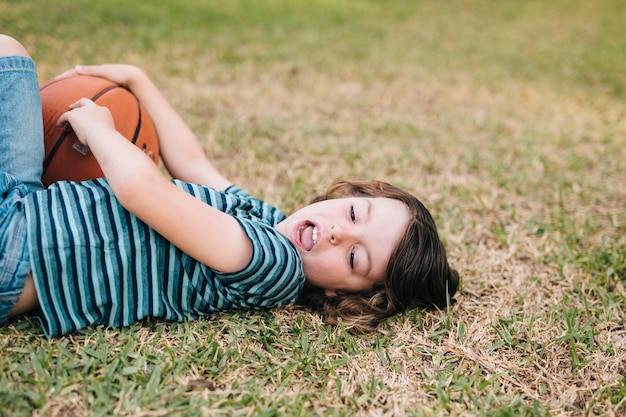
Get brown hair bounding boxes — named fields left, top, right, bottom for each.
left=295, top=179, right=459, bottom=333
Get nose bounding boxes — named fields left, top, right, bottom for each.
left=330, top=224, right=348, bottom=245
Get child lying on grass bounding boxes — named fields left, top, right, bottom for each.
left=0, top=34, right=458, bottom=338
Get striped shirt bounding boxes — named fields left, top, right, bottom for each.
left=24, top=178, right=305, bottom=338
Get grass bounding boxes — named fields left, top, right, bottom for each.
left=1, top=0, right=625, bottom=415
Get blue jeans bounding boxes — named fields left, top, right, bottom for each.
left=0, top=55, right=43, bottom=323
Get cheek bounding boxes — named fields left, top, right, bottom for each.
left=302, top=257, right=324, bottom=277
left=302, top=254, right=337, bottom=286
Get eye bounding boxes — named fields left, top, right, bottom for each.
left=350, top=204, right=356, bottom=223
left=349, top=247, right=355, bottom=269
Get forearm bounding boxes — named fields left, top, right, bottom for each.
left=58, top=97, right=252, bottom=273
left=67, top=64, right=233, bottom=189
left=86, top=124, right=161, bottom=204
left=8, top=274, right=39, bottom=317
left=88, top=126, right=252, bottom=273
left=126, top=70, right=232, bottom=190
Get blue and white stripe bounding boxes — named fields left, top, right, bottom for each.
left=25, top=179, right=304, bottom=338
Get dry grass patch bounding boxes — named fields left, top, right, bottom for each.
left=146, top=61, right=626, bottom=415
left=1, top=0, right=625, bottom=415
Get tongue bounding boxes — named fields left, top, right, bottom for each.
left=300, top=225, right=315, bottom=251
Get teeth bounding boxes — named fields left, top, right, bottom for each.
left=297, top=224, right=318, bottom=247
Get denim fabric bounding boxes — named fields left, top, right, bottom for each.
left=0, top=55, right=44, bottom=191
left=0, top=55, right=42, bottom=323
left=0, top=173, right=29, bottom=324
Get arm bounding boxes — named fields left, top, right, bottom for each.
left=8, top=274, right=38, bottom=317
left=57, top=99, right=252, bottom=273
left=58, top=64, right=231, bottom=190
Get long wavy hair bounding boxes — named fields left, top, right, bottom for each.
left=295, top=179, right=459, bottom=334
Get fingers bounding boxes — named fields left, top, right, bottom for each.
left=75, top=64, right=112, bottom=79
left=53, top=64, right=139, bottom=88
left=54, top=65, right=93, bottom=79
left=54, top=68, right=78, bottom=79
left=74, top=65, right=92, bottom=75
left=55, top=98, right=95, bottom=127
left=56, top=110, right=70, bottom=128
left=69, top=97, right=95, bottom=109
left=56, top=108, right=71, bottom=128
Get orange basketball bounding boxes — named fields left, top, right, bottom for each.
left=39, top=74, right=159, bottom=187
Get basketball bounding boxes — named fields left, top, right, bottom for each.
left=39, top=74, right=159, bottom=187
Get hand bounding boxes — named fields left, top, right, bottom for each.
left=55, top=64, right=145, bottom=90
left=56, top=98, right=116, bottom=148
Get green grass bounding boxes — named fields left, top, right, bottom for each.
left=1, top=0, right=625, bottom=415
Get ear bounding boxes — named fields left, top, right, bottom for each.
left=324, top=289, right=338, bottom=297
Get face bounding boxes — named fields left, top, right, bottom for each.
left=276, top=197, right=410, bottom=297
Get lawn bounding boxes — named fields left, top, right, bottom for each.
left=1, top=0, right=624, bottom=415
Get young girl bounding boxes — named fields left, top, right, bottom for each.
left=0, top=35, right=459, bottom=338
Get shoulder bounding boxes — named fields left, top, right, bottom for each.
left=166, top=181, right=279, bottom=227
left=220, top=218, right=304, bottom=298
left=187, top=214, right=305, bottom=309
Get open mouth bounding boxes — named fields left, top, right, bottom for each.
left=297, top=222, right=318, bottom=251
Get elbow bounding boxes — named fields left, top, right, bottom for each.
left=110, top=160, right=163, bottom=211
